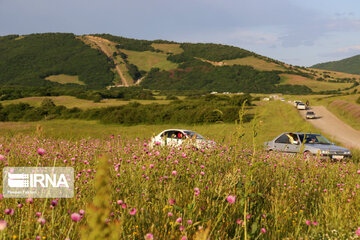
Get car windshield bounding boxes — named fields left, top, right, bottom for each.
left=184, top=131, right=205, bottom=140
left=298, top=134, right=331, bottom=145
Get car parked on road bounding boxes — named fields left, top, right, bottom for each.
left=306, top=111, right=316, bottom=119
left=297, top=103, right=306, bottom=110
left=264, top=132, right=352, bottom=160
left=149, top=129, right=215, bottom=149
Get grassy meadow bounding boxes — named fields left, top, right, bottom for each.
left=45, top=75, right=85, bottom=86
left=0, top=96, right=173, bottom=110
left=0, top=100, right=360, bottom=239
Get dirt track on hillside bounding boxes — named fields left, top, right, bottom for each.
left=83, top=36, right=129, bottom=86
left=298, top=106, right=360, bottom=149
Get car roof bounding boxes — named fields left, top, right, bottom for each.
left=160, top=129, right=195, bottom=133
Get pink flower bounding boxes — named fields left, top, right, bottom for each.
left=187, top=220, right=193, bottom=225
left=0, top=220, right=7, bottom=231
left=117, top=200, right=123, bottom=205
left=37, top=217, right=46, bottom=225
left=129, top=208, right=137, bottom=216
left=121, top=204, right=127, bottom=209
left=357, top=170, right=360, bottom=174
left=176, top=217, right=182, bottom=223
left=26, top=198, right=33, bottom=204
left=37, top=148, right=46, bottom=155
left=0, top=154, right=5, bottom=161
left=305, top=220, right=311, bottom=226
left=181, top=237, right=187, bottom=240
left=36, top=212, right=42, bottom=217
left=312, top=221, right=318, bottom=226
left=226, top=195, right=236, bottom=204
left=261, top=228, right=266, bottom=234
left=168, top=198, right=176, bottom=205
left=168, top=212, right=173, bottom=216
left=79, top=209, right=85, bottom=215
left=236, top=219, right=243, bottom=225
left=356, top=227, right=360, bottom=236
left=172, top=171, right=177, bottom=176
left=71, top=213, right=81, bottom=222
left=4, top=209, right=14, bottom=215
left=179, top=225, right=185, bottom=231
left=145, top=233, right=154, bottom=240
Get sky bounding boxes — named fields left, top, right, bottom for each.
left=1, top=0, right=360, bottom=66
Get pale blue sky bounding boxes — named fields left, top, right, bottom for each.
left=1, top=0, right=360, bottom=66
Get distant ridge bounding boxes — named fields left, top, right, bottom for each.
left=312, top=54, right=360, bottom=75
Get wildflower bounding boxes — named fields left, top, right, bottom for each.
left=187, top=220, right=193, bottom=225
left=236, top=219, right=243, bottom=225
left=51, top=200, right=58, bottom=207
left=179, top=226, right=185, bottom=231
left=0, top=155, right=5, bottom=161
left=226, top=195, right=236, bottom=204
left=0, top=220, right=7, bottom=230
left=71, top=213, right=81, bottom=222
left=261, top=228, right=266, bottom=234
left=26, top=198, right=33, bottom=204
left=356, top=227, right=360, bottom=236
left=357, top=170, right=360, bottom=174
left=117, top=200, right=123, bottom=205
left=168, top=199, right=176, bottom=205
left=305, top=220, right=311, bottom=226
left=79, top=209, right=85, bottom=215
left=36, top=212, right=42, bottom=217
left=168, top=212, right=173, bottom=216
left=129, top=208, right=137, bottom=216
left=37, top=148, right=46, bottom=155
left=4, top=209, right=14, bottom=215
left=312, top=221, right=318, bottom=226
left=176, top=217, right=182, bottom=223
left=145, top=233, right=154, bottom=240
left=181, top=237, right=187, bottom=240
left=37, top=218, right=46, bottom=225
left=172, top=171, right=177, bottom=176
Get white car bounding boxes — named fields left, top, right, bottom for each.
left=149, top=129, right=215, bottom=149
left=297, top=103, right=306, bottom=110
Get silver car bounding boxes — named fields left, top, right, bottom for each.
left=264, top=132, right=352, bottom=159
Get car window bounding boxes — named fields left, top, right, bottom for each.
left=275, top=134, right=290, bottom=144
left=162, top=131, right=175, bottom=138
left=184, top=131, right=204, bottom=139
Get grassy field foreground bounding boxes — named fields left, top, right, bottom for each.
left=0, top=101, right=359, bottom=239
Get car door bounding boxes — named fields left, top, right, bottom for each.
left=286, top=133, right=301, bottom=153
left=274, top=134, right=292, bottom=152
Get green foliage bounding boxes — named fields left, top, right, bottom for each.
left=0, top=33, right=114, bottom=89
left=312, top=54, right=360, bottom=74
left=94, top=34, right=155, bottom=51
left=0, top=86, right=155, bottom=101
left=0, top=94, right=253, bottom=124
left=167, top=43, right=255, bottom=62
left=356, top=96, right=360, bottom=104
left=81, top=155, right=121, bottom=240
left=141, top=64, right=312, bottom=94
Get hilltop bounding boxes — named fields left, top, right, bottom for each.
left=0, top=33, right=359, bottom=94
left=312, top=54, right=360, bottom=75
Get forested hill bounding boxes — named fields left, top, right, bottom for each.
left=312, top=54, right=360, bottom=75
left=1, top=33, right=356, bottom=94
left=0, top=33, right=114, bottom=89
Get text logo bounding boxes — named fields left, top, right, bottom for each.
left=3, top=167, right=74, bottom=198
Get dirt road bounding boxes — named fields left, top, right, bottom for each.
left=298, top=106, right=360, bottom=149
left=83, top=36, right=130, bottom=86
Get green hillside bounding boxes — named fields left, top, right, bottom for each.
left=0, top=33, right=114, bottom=89
left=312, top=54, right=360, bottom=75
left=1, top=33, right=357, bottom=95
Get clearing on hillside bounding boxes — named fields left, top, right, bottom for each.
left=279, top=74, right=353, bottom=92
left=120, top=49, right=178, bottom=72
left=151, top=43, right=183, bottom=54
left=45, top=74, right=85, bottom=85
